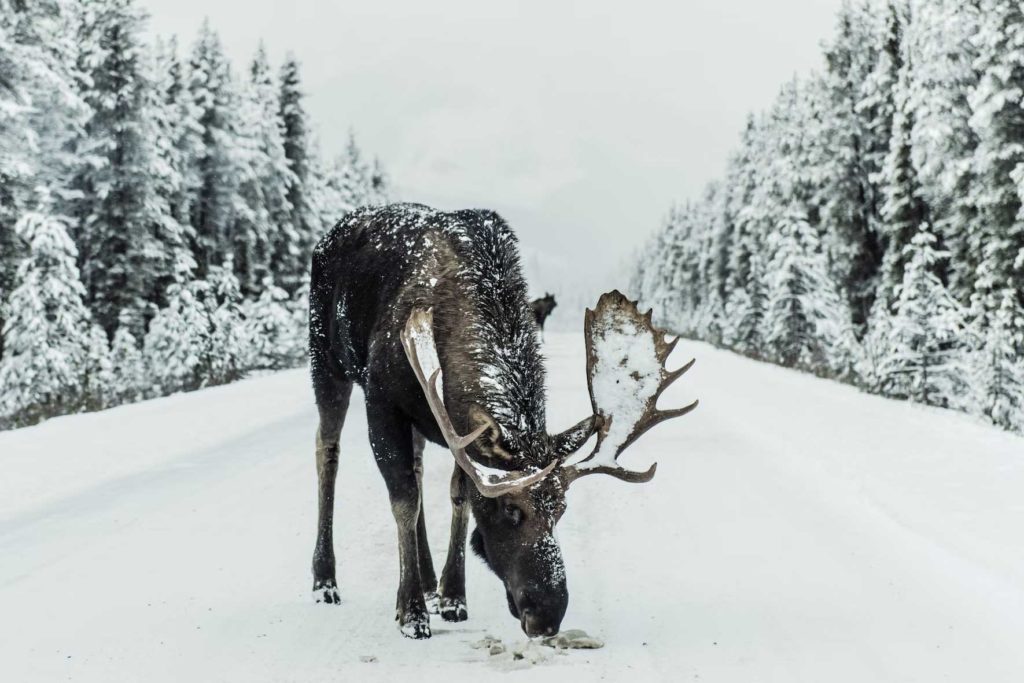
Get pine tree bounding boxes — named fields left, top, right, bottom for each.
left=1, top=0, right=86, bottom=357
left=205, top=260, right=250, bottom=385
left=877, top=27, right=932, bottom=307
left=188, top=20, right=238, bottom=276
left=973, top=288, right=1024, bottom=430
left=763, top=206, right=856, bottom=373
left=143, top=276, right=212, bottom=394
left=0, top=199, right=97, bottom=426
left=278, top=54, right=314, bottom=292
left=154, top=35, right=201, bottom=283
left=148, top=36, right=196, bottom=301
left=230, top=78, right=273, bottom=296
left=878, top=226, right=967, bottom=405
left=968, top=0, right=1024, bottom=319
left=907, top=0, right=981, bottom=303
left=243, top=280, right=305, bottom=369
left=817, top=0, right=886, bottom=326
left=84, top=323, right=114, bottom=410
left=109, top=326, right=145, bottom=404
left=70, top=0, right=179, bottom=337
left=242, top=43, right=296, bottom=295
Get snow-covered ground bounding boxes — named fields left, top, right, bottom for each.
left=3, top=332, right=1024, bottom=682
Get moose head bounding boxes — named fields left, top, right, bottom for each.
left=401, top=290, right=698, bottom=636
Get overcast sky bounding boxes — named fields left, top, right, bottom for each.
left=142, top=0, right=845, bottom=296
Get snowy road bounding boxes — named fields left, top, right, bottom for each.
left=3, top=332, right=1024, bottom=682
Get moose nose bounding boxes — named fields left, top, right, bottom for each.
left=520, top=608, right=558, bottom=637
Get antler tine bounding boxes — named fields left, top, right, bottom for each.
left=401, top=308, right=557, bottom=498
left=656, top=358, right=696, bottom=400
left=562, top=290, right=698, bottom=485
left=659, top=335, right=679, bottom=363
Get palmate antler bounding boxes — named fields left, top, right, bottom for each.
left=563, top=290, right=698, bottom=484
left=400, top=308, right=558, bottom=498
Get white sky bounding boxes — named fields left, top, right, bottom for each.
left=141, top=0, right=845, bottom=295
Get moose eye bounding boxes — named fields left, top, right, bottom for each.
left=503, top=503, right=523, bottom=526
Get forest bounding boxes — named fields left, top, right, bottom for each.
left=0, top=0, right=388, bottom=429
left=632, top=0, right=1024, bottom=434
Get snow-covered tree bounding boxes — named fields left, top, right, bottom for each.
left=0, top=201, right=96, bottom=426
left=277, top=54, right=315, bottom=292
left=907, top=0, right=981, bottom=303
left=1, top=0, right=87, bottom=356
left=70, top=0, right=179, bottom=337
left=143, top=277, right=211, bottom=395
left=244, top=280, right=305, bottom=370
left=877, top=27, right=932, bottom=307
left=817, top=0, right=886, bottom=325
left=973, top=288, right=1024, bottom=431
left=205, top=261, right=250, bottom=385
left=871, top=226, right=967, bottom=405
left=237, top=43, right=296, bottom=296
left=84, top=324, right=114, bottom=410
left=763, top=206, right=857, bottom=374
left=188, top=20, right=238, bottom=277
left=109, top=326, right=145, bottom=405
left=968, top=0, right=1024, bottom=319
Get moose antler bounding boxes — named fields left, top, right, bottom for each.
left=563, top=290, right=698, bottom=484
left=400, top=307, right=558, bottom=498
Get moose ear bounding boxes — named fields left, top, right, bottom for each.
left=552, top=415, right=602, bottom=457
left=468, top=404, right=515, bottom=461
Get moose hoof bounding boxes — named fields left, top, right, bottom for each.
left=439, top=597, right=468, bottom=622
left=398, top=612, right=432, bottom=639
left=424, top=591, right=440, bottom=615
left=313, top=579, right=340, bottom=605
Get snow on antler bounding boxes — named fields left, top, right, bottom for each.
left=563, top=290, right=698, bottom=484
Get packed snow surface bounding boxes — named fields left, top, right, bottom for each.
left=3, top=333, right=1024, bottom=682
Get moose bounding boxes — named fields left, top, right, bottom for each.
left=308, top=203, right=696, bottom=639
left=530, top=293, right=557, bottom=331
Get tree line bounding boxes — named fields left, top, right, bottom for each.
left=0, top=0, right=388, bottom=429
left=632, top=0, right=1024, bottom=433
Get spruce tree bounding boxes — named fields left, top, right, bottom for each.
left=243, top=280, right=305, bottom=369
left=974, top=288, right=1024, bottom=430
left=1, top=0, right=86, bottom=357
left=278, top=54, right=314, bottom=292
left=877, top=32, right=931, bottom=307
left=907, top=0, right=981, bottom=303
left=188, top=20, right=237, bottom=276
left=817, top=0, right=885, bottom=326
left=0, top=199, right=97, bottom=426
left=968, top=0, right=1024, bottom=319
left=881, top=226, right=966, bottom=405
left=143, top=276, right=212, bottom=394
left=109, top=326, right=145, bottom=404
left=71, top=0, right=177, bottom=337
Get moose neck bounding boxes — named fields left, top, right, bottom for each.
left=433, top=285, right=547, bottom=441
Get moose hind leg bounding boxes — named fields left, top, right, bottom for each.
left=438, top=465, right=470, bottom=622
left=412, top=428, right=440, bottom=614
left=368, top=401, right=431, bottom=639
left=311, top=379, right=353, bottom=604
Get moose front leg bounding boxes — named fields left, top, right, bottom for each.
left=368, top=402, right=431, bottom=639
left=438, top=464, right=470, bottom=622
left=412, top=428, right=440, bottom=614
